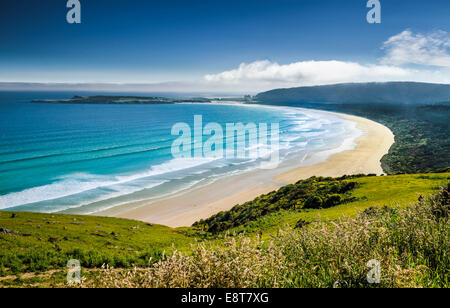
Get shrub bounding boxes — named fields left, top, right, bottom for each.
left=323, top=194, right=342, bottom=208
left=304, top=195, right=323, bottom=209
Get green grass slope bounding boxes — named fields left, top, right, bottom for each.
left=91, top=184, right=449, bottom=288
left=0, top=172, right=448, bottom=287
left=0, top=213, right=194, bottom=276
left=196, top=173, right=449, bottom=235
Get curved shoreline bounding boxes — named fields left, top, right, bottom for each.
left=101, top=107, right=394, bottom=227
left=275, top=110, right=394, bottom=183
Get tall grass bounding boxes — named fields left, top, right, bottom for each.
left=87, top=184, right=449, bottom=288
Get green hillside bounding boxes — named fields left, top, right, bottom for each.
left=0, top=172, right=448, bottom=287
left=91, top=184, right=449, bottom=288
left=255, top=82, right=450, bottom=105
left=210, top=173, right=449, bottom=235
left=254, top=83, right=450, bottom=174
left=0, top=214, right=195, bottom=286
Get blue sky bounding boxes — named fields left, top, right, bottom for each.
left=1, top=0, right=449, bottom=92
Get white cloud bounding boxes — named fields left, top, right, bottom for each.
left=381, top=30, right=450, bottom=68
left=201, top=30, right=450, bottom=92
left=204, top=60, right=412, bottom=85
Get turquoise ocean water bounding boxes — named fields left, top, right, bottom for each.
left=0, top=92, right=360, bottom=214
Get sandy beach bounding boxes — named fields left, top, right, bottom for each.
left=101, top=108, right=394, bottom=227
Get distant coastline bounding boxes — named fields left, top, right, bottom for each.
left=29, top=95, right=258, bottom=106
left=31, top=95, right=212, bottom=105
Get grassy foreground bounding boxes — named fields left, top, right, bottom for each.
left=0, top=173, right=448, bottom=287
left=90, top=184, right=449, bottom=288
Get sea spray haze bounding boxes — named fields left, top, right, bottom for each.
left=0, top=92, right=360, bottom=214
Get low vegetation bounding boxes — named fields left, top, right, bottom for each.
left=338, top=103, right=450, bottom=175
left=223, top=173, right=450, bottom=235
left=0, top=214, right=194, bottom=277
left=87, top=183, right=449, bottom=288
left=193, top=175, right=365, bottom=233
left=0, top=173, right=448, bottom=287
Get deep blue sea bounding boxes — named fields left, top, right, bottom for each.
left=0, top=92, right=360, bottom=214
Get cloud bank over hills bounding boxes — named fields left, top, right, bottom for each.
left=2, top=30, right=450, bottom=94
left=202, top=30, right=450, bottom=92
left=204, top=60, right=413, bottom=85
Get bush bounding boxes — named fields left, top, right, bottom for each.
left=323, top=194, right=342, bottom=208
left=304, top=195, right=323, bottom=209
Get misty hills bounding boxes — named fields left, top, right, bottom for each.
left=255, top=82, right=450, bottom=105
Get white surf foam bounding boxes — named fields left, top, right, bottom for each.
left=0, top=157, right=216, bottom=210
